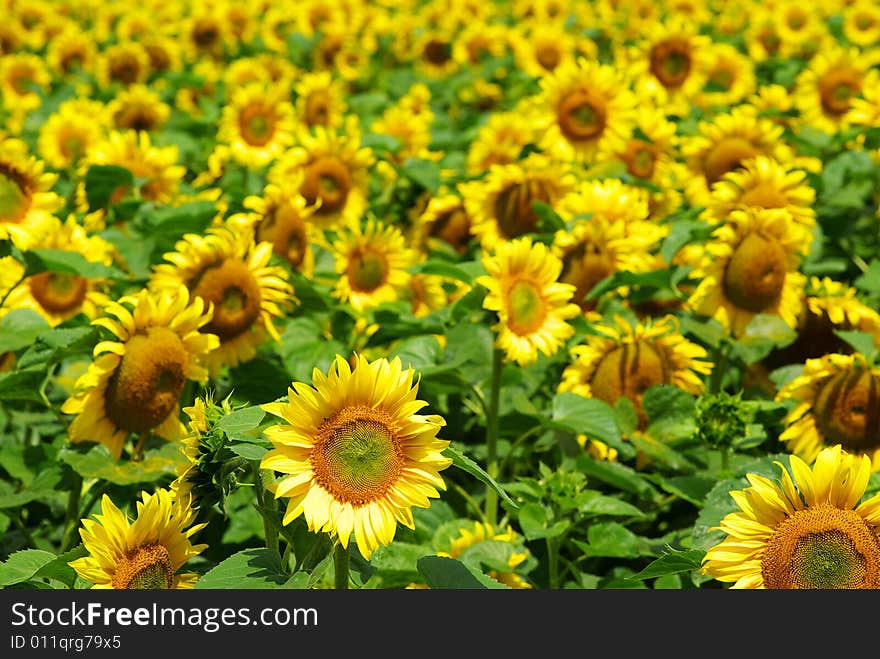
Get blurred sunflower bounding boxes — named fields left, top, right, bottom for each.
left=774, top=0, right=829, bottom=59
left=559, top=314, right=712, bottom=428
left=405, top=273, right=450, bottom=319
left=107, top=84, right=171, bottom=133
left=476, top=236, right=580, bottom=366
left=466, top=106, right=539, bottom=175
left=140, top=33, right=184, bottom=79
left=413, top=192, right=473, bottom=256
left=46, top=27, right=97, bottom=78
left=61, top=286, right=218, bottom=460
left=509, top=21, right=582, bottom=79
left=412, top=28, right=459, bottom=79
left=0, top=137, right=64, bottom=238
left=69, top=489, right=207, bottom=589
left=294, top=71, right=348, bottom=131
left=438, top=521, right=533, bottom=589
left=686, top=208, right=809, bottom=338
left=329, top=218, right=417, bottom=313
left=0, top=53, right=51, bottom=129
left=701, top=445, right=880, bottom=588
left=37, top=99, right=108, bottom=170
left=260, top=353, right=452, bottom=560
left=150, top=222, right=295, bottom=377
left=745, top=9, right=784, bottom=62
left=96, top=40, right=151, bottom=88
left=452, top=22, right=510, bottom=68
left=843, top=0, right=880, bottom=47
left=217, top=82, right=296, bottom=170
left=370, top=104, right=438, bottom=168
left=180, top=8, right=230, bottom=62
left=695, top=41, right=757, bottom=111
left=777, top=353, right=880, bottom=471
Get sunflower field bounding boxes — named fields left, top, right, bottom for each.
left=0, top=0, right=879, bottom=594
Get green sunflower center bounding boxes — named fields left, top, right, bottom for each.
left=650, top=38, right=692, bottom=88
left=506, top=279, right=547, bottom=336
left=819, top=67, right=861, bottom=116
left=104, top=327, right=188, bottom=434
left=238, top=106, right=275, bottom=146
left=312, top=406, right=404, bottom=505
left=347, top=248, right=388, bottom=292
left=0, top=167, right=29, bottom=223
left=193, top=258, right=263, bottom=340
left=558, top=91, right=607, bottom=141
left=761, top=503, right=880, bottom=589
left=494, top=179, right=551, bottom=240
left=112, top=544, right=174, bottom=590
left=815, top=368, right=880, bottom=452
left=622, top=140, right=658, bottom=179
left=722, top=231, right=788, bottom=313
left=28, top=272, right=88, bottom=315
left=302, top=156, right=352, bottom=216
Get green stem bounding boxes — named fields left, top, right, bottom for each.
left=61, top=472, right=84, bottom=552
left=132, top=432, right=148, bottom=462
left=708, top=343, right=728, bottom=394
left=547, top=536, right=561, bottom=589
left=500, top=424, right=544, bottom=477
left=0, top=272, right=26, bottom=311
left=334, top=542, right=350, bottom=590
left=12, top=511, right=37, bottom=549
left=451, top=481, right=486, bottom=522
left=254, top=466, right=279, bottom=557
left=484, top=348, right=503, bottom=527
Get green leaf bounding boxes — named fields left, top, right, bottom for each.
left=0, top=550, right=57, bottom=586
left=576, top=522, right=656, bottom=558
left=369, top=542, right=431, bottom=574
left=0, top=467, right=63, bottom=508
left=216, top=406, right=266, bottom=435
left=416, top=556, right=509, bottom=589
left=532, top=200, right=566, bottom=233
left=17, top=327, right=97, bottom=370
left=855, top=260, right=880, bottom=294
left=834, top=330, right=877, bottom=361
left=84, top=164, right=134, bottom=211
left=0, top=310, right=49, bottom=354
left=408, top=259, right=476, bottom=285
left=195, top=548, right=291, bottom=589
left=575, top=455, right=659, bottom=498
left=627, top=549, right=706, bottom=581
left=517, top=503, right=570, bottom=540
left=228, top=443, right=269, bottom=461
left=444, top=443, right=518, bottom=510
left=550, top=392, right=622, bottom=448
left=22, top=248, right=127, bottom=280
left=0, top=368, right=46, bottom=403
left=401, top=157, right=441, bottom=192
left=277, top=317, right=346, bottom=384
left=34, top=545, right=88, bottom=588
left=58, top=443, right=188, bottom=485
left=578, top=492, right=646, bottom=518
left=459, top=540, right=520, bottom=573
left=652, top=475, right=716, bottom=507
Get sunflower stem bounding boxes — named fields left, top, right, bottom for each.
left=547, top=536, right=561, bottom=589
left=254, top=466, right=280, bottom=558
left=61, top=472, right=83, bottom=552
left=484, top=348, right=503, bottom=528
left=708, top=342, right=729, bottom=394
left=333, top=542, right=350, bottom=590
left=132, top=432, right=148, bottom=462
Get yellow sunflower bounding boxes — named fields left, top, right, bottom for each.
left=509, top=20, right=581, bottom=79
left=37, top=99, right=108, bottom=170
left=701, top=444, right=880, bottom=588
left=460, top=153, right=575, bottom=250
left=260, top=353, right=453, bottom=560
left=406, top=273, right=450, bottom=319
left=0, top=137, right=63, bottom=238
left=96, top=40, right=151, bottom=88
left=217, top=82, right=296, bottom=170
left=149, top=222, right=296, bottom=377
left=0, top=53, right=51, bottom=117
left=69, top=488, right=207, bottom=589
left=294, top=71, right=348, bottom=131
left=370, top=105, right=438, bottom=168
left=774, top=1, right=829, bottom=59
left=413, top=192, right=473, bottom=256
left=412, top=28, right=459, bottom=79
left=476, top=236, right=581, bottom=366
left=140, top=33, right=184, bottom=79
left=843, top=0, right=880, bottom=47
left=535, top=57, right=636, bottom=162
left=106, top=84, right=171, bottom=133
left=777, top=354, right=880, bottom=471
left=465, top=106, right=540, bottom=176
left=452, top=22, right=510, bottom=69
left=46, top=27, right=98, bottom=78
left=559, top=314, right=712, bottom=428
left=695, top=41, right=757, bottom=111
left=438, top=521, right=533, bottom=589
left=60, top=286, right=219, bottom=460
left=329, top=218, right=418, bottom=313
left=686, top=207, right=810, bottom=338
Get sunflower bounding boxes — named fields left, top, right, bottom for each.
left=269, top=118, right=375, bottom=230
left=0, top=53, right=51, bottom=128
left=96, top=40, right=151, bottom=88
left=438, top=521, right=533, bottom=589
left=46, top=27, right=97, bottom=78
left=180, top=9, right=230, bottom=62
left=745, top=8, right=784, bottom=62
left=843, top=0, right=880, bottom=47
left=681, top=105, right=794, bottom=208
left=37, top=99, right=108, bottom=170
left=509, top=21, right=581, bottom=79
left=465, top=106, right=540, bottom=175
left=559, top=314, right=712, bottom=428
left=412, top=28, right=459, bottom=79
left=686, top=207, right=809, bottom=338
left=149, top=222, right=296, bottom=377
left=260, top=353, right=452, bottom=560
left=535, top=57, right=636, bottom=162
left=0, top=138, right=63, bottom=240
left=452, top=22, right=510, bottom=68
left=413, top=192, right=473, bottom=256
left=173, top=59, right=220, bottom=119
left=774, top=1, right=829, bottom=59
left=106, top=84, right=171, bottom=133
left=69, top=488, right=207, bottom=589
left=695, top=41, right=757, bottom=111
left=1, top=215, right=117, bottom=326
left=460, top=153, right=574, bottom=250
left=476, top=236, right=580, bottom=366
left=370, top=105, right=438, bottom=168
left=406, top=273, right=450, bottom=318
left=777, top=354, right=880, bottom=471
left=794, top=45, right=876, bottom=135
left=140, top=33, right=183, bottom=78
left=701, top=444, right=880, bottom=588
left=329, top=218, right=417, bottom=313
left=217, top=82, right=296, bottom=170
left=294, top=71, right=348, bottom=131
left=60, top=286, right=219, bottom=460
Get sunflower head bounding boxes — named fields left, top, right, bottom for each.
left=695, top=391, right=751, bottom=449
left=437, top=520, right=534, bottom=589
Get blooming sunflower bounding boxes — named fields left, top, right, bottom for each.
left=695, top=41, right=757, bottom=111
left=46, top=27, right=97, bottom=78
left=69, top=488, right=207, bottom=589
left=686, top=207, right=809, bottom=338
left=843, top=0, right=880, bottom=47
left=149, top=222, right=295, bottom=377
left=465, top=106, right=539, bottom=176
left=260, top=353, right=452, bottom=560
left=60, top=286, right=219, bottom=460
left=0, top=53, right=51, bottom=118
left=701, top=445, right=880, bottom=588
left=106, top=84, right=171, bottom=133
left=476, top=236, right=580, bottom=366
left=509, top=20, right=581, bottom=79
left=294, top=71, right=348, bottom=131
left=413, top=192, right=473, bottom=256
left=217, top=82, right=296, bottom=170
left=244, top=183, right=318, bottom=278
left=0, top=137, right=64, bottom=238
left=96, top=40, right=151, bottom=88
left=438, top=521, right=533, bottom=589
left=773, top=0, right=829, bottom=59
left=37, top=99, right=108, bottom=170
left=777, top=353, right=880, bottom=471
left=535, top=57, right=636, bottom=163
left=559, top=314, right=712, bottom=428
left=329, top=218, right=417, bottom=313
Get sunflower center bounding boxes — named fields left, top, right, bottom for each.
left=9, top=66, right=35, bottom=95
left=561, top=242, right=614, bottom=308
left=709, top=67, right=734, bottom=91
left=703, top=137, right=759, bottom=185
left=621, top=139, right=658, bottom=179
left=494, top=179, right=550, bottom=239
left=739, top=182, right=789, bottom=209
left=758, top=27, right=781, bottom=55
left=815, top=368, right=880, bottom=452
left=535, top=44, right=562, bottom=71
left=347, top=248, right=388, bottom=292
left=193, top=21, right=220, bottom=49
left=506, top=279, right=547, bottom=336
left=104, top=327, right=188, bottom=434
left=304, top=90, right=330, bottom=127
left=761, top=504, right=880, bottom=589
left=0, top=167, right=29, bottom=223
left=109, top=54, right=140, bottom=85
left=61, top=133, right=84, bottom=161
left=722, top=231, right=787, bottom=313
left=423, top=39, right=452, bottom=66
left=302, top=156, right=351, bottom=216
left=558, top=91, right=607, bottom=141
left=429, top=207, right=471, bottom=254
left=818, top=68, right=861, bottom=116
left=589, top=340, right=671, bottom=427
left=111, top=544, right=174, bottom=590
left=275, top=218, right=308, bottom=269
left=28, top=272, right=88, bottom=314
left=193, top=258, right=263, bottom=340
left=787, top=10, right=807, bottom=30
left=855, top=13, right=875, bottom=30
left=649, top=38, right=692, bottom=88
left=238, top=106, right=275, bottom=146
left=312, top=406, right=404, bottom=505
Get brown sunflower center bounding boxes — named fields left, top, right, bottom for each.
left=115, top=107, right=159, bottom=132
left=561, top=241, right=615, bottom=308
left=786, top=9, right=808, bottom=30
left=708, top=66, right=734, bottom=91
left=423, top=39, right=452, bottom=66
left=60, top=48, right=85, bottom=73
left=761, top=503, right=880, bottom=589
left=814, top=368, right=880, bottom=453
left=268, top=213, right=308, bottom=269
left=855, top=12, right=875, bottom=30
left=60, top=132, right=85, bottom=161
left=8, top=65, right=36, bottom=95
left=818, top=67, right=861, bottom=116
left=722, top=231, right=788, bottom=313
left=193, top=258, right=263, bottom=340
left=311, top=405, right=405, bottom=505
left=621, top=139, right=658, bottom=179
left=238, top=106, right=275, bottom=146
left=111, top=544, right=174, bottom=590
left=347, top=248, right=388, bottom=293
left=104, top=327, right=188, bottom=434
left=429, top=207, right=471, bottom=254
left=28, top=272, right=88, bottom=314
left=703, top=137, right=759, bottom=185
left=193, top=20, right=220, bottom=49
left=304, top=90, right=330, bottom=127
left=506, top=279, right=547, bottom=336
left=649, top=38, right=692, bottom=88
left=145, top=44, right=171, bottom=72
left=301, top=156, right=352, bottom=216
left=109, top=53, right=141, bottom=85
left=739, top=182, right=789, bottom=209
left=494, top=179, right=551, bottom=239
left=557, top=91, right=607, bottom=141
left=535, top=43, right=562, bottom=71
left=0, top=166, right=30, bottom=223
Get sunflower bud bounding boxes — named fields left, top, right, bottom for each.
left=695, top=391, right=749, bottom=449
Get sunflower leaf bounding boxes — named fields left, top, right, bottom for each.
left=627, top=549, right=706, bottom=581
left=84, top=164, right=134, bottom=211
left=0, top=549, right=57, bottom=587
left=548, top=392, right=622, bottom=448
left=195, top=548, right=290, bottom=589
left=416, top=555, right=509, bottom=589
left=444, top=443, right=518, bottom=510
